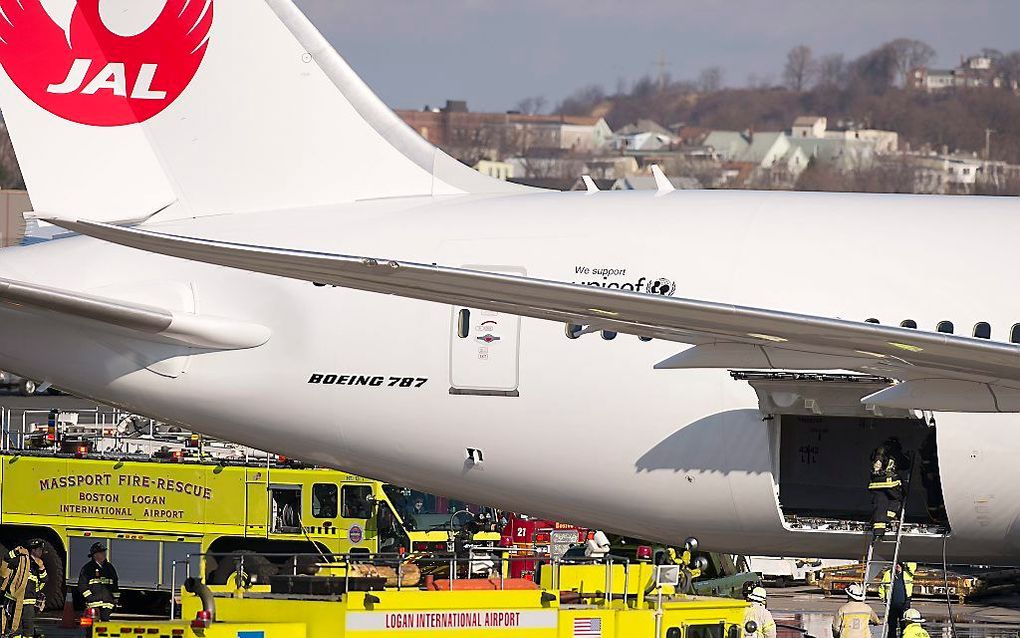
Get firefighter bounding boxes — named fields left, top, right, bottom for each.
left=900, top=609, right=930, bottom=638
left=869, top=437, right=908, bottom=539
left=78, top=543, right=118, bottom=621
left=743, top=586, right=776, bottom=638
left=879, top=562, right=915, bottom=638
left=1, top=539, right=47, bottom=638
left=832, top=583, right=879, bottom=638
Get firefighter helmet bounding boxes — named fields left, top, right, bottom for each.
left=903, top=609, right=924, bottom=624
left=89, top=542, right=107, bottom=556
left=846, top=583, right=866, bottom=601
left=747, top=586, right=767, bottom=604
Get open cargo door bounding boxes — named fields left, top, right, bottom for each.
left=733, top=372, right=949, bottom=533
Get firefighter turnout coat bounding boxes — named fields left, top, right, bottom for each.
left=78, top=559, right=119, bottom=611
left=832, top=601, right=880, bottom=638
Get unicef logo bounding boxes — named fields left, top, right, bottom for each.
left=646, top=278, right=676, bottom=296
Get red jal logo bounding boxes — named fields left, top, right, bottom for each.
left=0, top=0, right=213, bottom=127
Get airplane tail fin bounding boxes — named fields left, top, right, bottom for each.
left=0, top=0, right=524, bottom=225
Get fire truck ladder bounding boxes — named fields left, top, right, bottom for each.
left=862, top=452, right=916, bottom=638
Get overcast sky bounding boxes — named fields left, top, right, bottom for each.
left=293, top=1, right=1020, bottom=112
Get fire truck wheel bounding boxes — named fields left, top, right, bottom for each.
left=40, top=539, right=65, bottom=610
left=211, top=551, right=276, bottom=586
left=204, top=556, right=219, bottom=582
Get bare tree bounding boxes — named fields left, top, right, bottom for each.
left=697, top=66, right=723, bottom=93
left=783, top=45, right=815, bottom=91
left=887, top=38, right=935, bottom=85
left=514, top=96, right=547, bottom=115
left=994, top=50, right=1020, bottom=90
left=849, top=44, right=899, bottom=94
left=815, top=53, right=847, bottom=88
left=555, top=84, right=605, bottom=116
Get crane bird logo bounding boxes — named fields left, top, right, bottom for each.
left=0, top=0, right=213, bottom=126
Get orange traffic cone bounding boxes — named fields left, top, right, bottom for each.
left=59, top=591, right=77, bottom=629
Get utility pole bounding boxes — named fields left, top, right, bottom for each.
left=654, top=52, right=670, bottom=92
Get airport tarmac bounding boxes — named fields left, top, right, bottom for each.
left=770, top=586, right=1020, bottom=638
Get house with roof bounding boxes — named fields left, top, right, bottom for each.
left=611, top=174, right=701, bottom=190
left=610, top=119, right=677, bottom=152
left=908, top=54, right=1015, bottom=92
left=702, top=130, right=809, bottom=178
left=704, top=116, right=897, bottom=185
left=396, top=100, right=613, bottom=161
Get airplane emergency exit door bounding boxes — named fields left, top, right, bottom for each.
left=449, top=265, right=524, bottom=397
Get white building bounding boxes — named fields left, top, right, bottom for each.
left=792, top=116, right=827, bottom=139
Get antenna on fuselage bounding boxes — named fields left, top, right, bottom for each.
left=650, top=165, right=675, bottom=194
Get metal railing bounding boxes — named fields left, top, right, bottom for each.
left=0, top=402, right=288, bottom=466
left=166, top=549, right=649, bottom=619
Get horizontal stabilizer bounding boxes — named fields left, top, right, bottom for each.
left=0, top=277, right=270, bottom=350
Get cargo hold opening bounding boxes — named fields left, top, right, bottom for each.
left=735, top=371, right=950, bottom=533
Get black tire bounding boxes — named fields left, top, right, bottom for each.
left=39, top=538, right=65, bottom=611
left=210, top=551, right=276, bottom=586
left=203, top=556, right=219, bottom=583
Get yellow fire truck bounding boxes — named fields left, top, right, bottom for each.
left=0, top=450, right=499, bottom=610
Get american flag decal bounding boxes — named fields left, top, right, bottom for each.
left=573, top=617, right=603, bottom=637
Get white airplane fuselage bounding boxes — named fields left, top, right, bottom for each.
left=0, top=188, right=1017, bottom=564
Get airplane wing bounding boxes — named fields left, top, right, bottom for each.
left=46, top=217, right=1020, bottom=412
left=0, top=277, right=270, bottom=350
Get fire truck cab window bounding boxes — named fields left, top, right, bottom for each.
left=342, top=485, right=374, bottom=519
left=687, top=624, right=724, bottom=638
left=973, top=322, right=991, bottom=339
left=937, top=321, right=954, bottom=334
left=1012, top=324, right=1020, bottom=344
left=270, top=486, right=301, bottom=534
left=312, top=483, right=338, bottom=519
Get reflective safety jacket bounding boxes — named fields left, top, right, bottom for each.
left=902, top=624, right=931, bottom=638
left=879, top=564, right=916, bottom=602
left=832, top=601, right=879, bottom=638
left=744, top=603, right=777, bottom=638
left=3, top=549, right=46, bottom=607
left=869, top=447, right=906, bottom=489
left=77, top=560, right=119, bottom=610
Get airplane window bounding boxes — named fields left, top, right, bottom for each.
left=457, top=309, right=470, bottom=338
left=936, top=321, right=954, bottom=334
left=601, top=330, right=617, bottom=340
left=1011, top=324, right=1020, bottom=344
left=973, top=322, right=991, bottom=339
left=900, top=320, right=917, bottom=329
left=865, top=318, right=880, bottom=324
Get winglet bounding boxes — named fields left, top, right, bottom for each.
left=581, top=175, right=600, bottom=193
left=650, top=165, right=675, bottom=194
